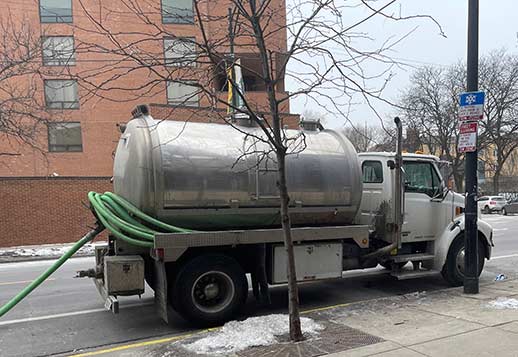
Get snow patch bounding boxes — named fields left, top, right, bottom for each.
left=487, top=297, right=518, bottom=310
left=182, top=314, right=324, bottom=355
left=0, top=243, right=100, bottom=258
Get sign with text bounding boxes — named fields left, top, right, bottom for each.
left=458, top=122, right=478, bottom=153
left=459, top=91, right=485, bottom=121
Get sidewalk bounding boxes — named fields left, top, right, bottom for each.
left=83, top=278, right=518, bottom=357
left=0, top=242, right=99, bottom=263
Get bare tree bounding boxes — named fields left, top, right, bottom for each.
left=0, top=13, right=52, bottom=157
left=478, top=50, right=518, bottom=193
left=343, top=123, right=384, bottom=152
left=72, top=0, right=441, bottom=340
left=399, top=64, right=466, bottom=191
left=400, top=51, right=518, bottom=193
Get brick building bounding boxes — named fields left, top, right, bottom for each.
left=0, top=0, right=293, bottom=247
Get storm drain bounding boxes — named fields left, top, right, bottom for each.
left=236, top=322, right=384, bottom=357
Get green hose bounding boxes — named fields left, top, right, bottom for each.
left=0, top=191, right=193, bottom=318
left=0, top=225, right=104, bottom=318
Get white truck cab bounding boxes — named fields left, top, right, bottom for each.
left=357, top=152, right=493, bottom=285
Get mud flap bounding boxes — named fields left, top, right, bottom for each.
left=154, top=259, right=169, bottom=324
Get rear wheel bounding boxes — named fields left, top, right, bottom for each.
left=171, top=254, right=248, bottom=326
left=483, top=206, right=490, bottom=214
left=442, top=235, right=485, bottom=287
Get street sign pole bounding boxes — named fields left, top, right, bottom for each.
left=464, top=0, right=479, bottom=294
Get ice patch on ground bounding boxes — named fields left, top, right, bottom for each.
left=487, top=297, right=518, bottom=310
left=182, top=314, right=324, bottom=355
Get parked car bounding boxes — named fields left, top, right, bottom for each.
left=502, top=198, right=518, bottom=215
left=477, top=196, right=507, bottom=214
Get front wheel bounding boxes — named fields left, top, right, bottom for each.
left=442, top=236, right=485, bottom=287
left=171, top=254, right=248, bottom=326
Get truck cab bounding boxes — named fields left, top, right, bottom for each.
left=357, top=152, right=493, bottom=283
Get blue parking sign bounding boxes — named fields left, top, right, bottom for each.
left=459, top=91, right=485, bottom=121
left=459, top=91, right=485, bottom=107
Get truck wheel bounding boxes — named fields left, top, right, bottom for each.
left=171, top=254, right=248, bottom=326
left=442, top=236, right=485, bottom=287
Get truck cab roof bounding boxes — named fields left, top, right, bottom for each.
left=358, top=152, right=440, bottom=162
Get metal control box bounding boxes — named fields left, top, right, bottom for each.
left=271, top=243, right=343, bottom=284
left=104, top=255, right=145, bottom=295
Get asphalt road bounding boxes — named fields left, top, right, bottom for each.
left=0, top=214, right=517, bottom=357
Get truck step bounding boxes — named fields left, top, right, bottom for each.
left=391, top=269, right=440, bottom=280
left=392, top=253, right=435, bottom=263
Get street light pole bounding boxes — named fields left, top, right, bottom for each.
left=464, top=0, right=479, bottom=294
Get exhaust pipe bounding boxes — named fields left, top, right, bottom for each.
left=361, top=117, right=404, bottom=261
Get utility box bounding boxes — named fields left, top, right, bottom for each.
left=270, top=243, right=343, bottom=284
left=104, top=255, right=144, bottom=295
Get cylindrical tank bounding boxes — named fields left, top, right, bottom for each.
left=113, top=116, right=363, bottom=230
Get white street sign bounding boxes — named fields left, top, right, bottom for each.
left=458, top=122, right=478, bottom=153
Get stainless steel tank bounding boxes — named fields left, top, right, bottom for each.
left=113, top=115, right=363, bottom=230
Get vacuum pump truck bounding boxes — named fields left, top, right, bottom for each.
left=81, top=109, right=493, bottom=327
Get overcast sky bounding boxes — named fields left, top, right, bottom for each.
left=288, top=0, right=518, bottom=129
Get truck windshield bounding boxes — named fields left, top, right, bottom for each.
left=403, top=161, right=441, bottom=197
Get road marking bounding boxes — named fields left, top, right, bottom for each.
left=492, top=253, right=518, bottom=260
left=0, top=301, right=153, bottom=327
left=69, top=299, right=372, bottom=356
left=0, top=278, right=55, bottom=286
left=70, top=329, right=218, bottom=357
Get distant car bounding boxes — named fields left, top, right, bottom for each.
left=477, top=196, right=507, bottom=214
left=502, top=199, right=518, bottom=215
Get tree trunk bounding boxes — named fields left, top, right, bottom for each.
left=276, top=150, right=303, bottom=342
left=493, top=170, right=500, bottom=195
left=453, top=170, right=464, bottom=192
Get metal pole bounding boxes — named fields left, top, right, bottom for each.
left=464, top=0, right=479, bottom=294
left=228, top=7, right=237, bottom=114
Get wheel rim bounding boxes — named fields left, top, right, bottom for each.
left=455, top=248, right=465, bottom=276
left=191, top=271, right=235, bottom=314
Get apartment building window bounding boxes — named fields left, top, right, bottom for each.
left=44, top=80, right=79, bottom=109
left=167, top=81, right=199, bottom=106
left=42, top=36, right=75, bottom=66
left=164, top=37, right=196, bottom=66
left=48, top=122, right=83, bottom=152
left=40, top=0, right=73, bottom=23
left=162, top=0, right=194, bottom=24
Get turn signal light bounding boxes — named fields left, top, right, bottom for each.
left=455, top=206, right=464, bottom=217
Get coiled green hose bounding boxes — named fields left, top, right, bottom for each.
left=0, top=191, right=191, bottom=318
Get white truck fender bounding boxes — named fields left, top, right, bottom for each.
left=431, top=216, right=493, bottom=271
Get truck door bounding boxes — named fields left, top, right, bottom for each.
left=402, top=160, right=449, bottom=243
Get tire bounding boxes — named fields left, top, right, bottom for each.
left=442, top=235, right=485, bottom=287
left=380, top=261, right=407, bottom=270
left=483, top=206, right=490, bottom=214
left=171, top=254, right=248, bottom=326
left=503, top=208, right=508, bottom=216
